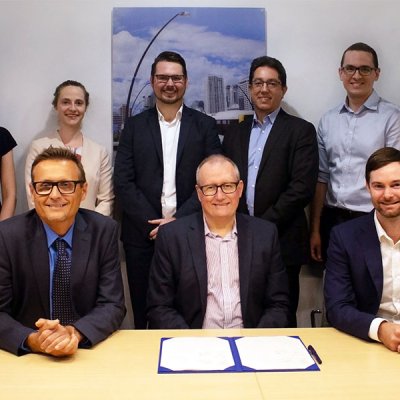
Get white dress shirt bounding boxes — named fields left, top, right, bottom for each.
left=158, top=106, right=182, bottom=219
left=369, top=212, right=400, bottom=341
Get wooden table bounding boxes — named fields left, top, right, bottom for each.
left=0, top=328, right=398, bottom=399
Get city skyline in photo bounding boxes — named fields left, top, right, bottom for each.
left=112, top=7, right=266, bottom=137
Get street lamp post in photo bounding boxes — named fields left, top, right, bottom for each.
left=124, top=11, right=190, bottom=124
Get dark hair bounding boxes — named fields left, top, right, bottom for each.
left=196, top=154, right=240, bottom=184
left=52, top=80, right=90, bottom=108
left=340, top=42, right=379, bottom=68
left=31, top=146, right=86, bottom=183
left=248, top=56, right=287, bottom=87
left=150, top=51, right=187, bottom=78
left=365, top=147, right=400, bottom=183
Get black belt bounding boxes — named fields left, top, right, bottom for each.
left=323, top=206, right=368, bottom=221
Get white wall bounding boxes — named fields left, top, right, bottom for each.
left=1, top=0, right=399, bottom=213
left=1, top=0, right=399, bottom=326
left=0, top=0, right=400, bottom=212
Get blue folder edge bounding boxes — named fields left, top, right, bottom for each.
left=158, top=336, right=320, bottom=374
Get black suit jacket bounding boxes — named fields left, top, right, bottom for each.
left=324, top=212, right=383, bottom=341
left=0, top=209, right=126, bottom=355
left=114, top=105, right=222, bottom=247
left=147, top=212, right=290, bottom=329
left=223, top=109, right=318, bottom=265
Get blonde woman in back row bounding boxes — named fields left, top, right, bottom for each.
left=25, top=80, right=114, bottom=216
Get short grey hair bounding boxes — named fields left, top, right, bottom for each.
left=196, top=154, right=240, bottom=184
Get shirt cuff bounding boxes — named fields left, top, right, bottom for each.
left=317, top=171, right=329, bottom=183
left=368, top=318, right=387, bottom=342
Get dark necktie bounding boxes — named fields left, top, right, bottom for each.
left=52, top=238, right=76, bottom=325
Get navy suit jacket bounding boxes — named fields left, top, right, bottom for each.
left=223, top=109, right=319, bottom=266
left=147, top=212, right=290, bottom=329
left=324, top=212, right=383, bottom=341
left=0, top=209, right=126, bottom=355
left=114, top=105, right=222, bottom=247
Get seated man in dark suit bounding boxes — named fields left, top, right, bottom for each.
left=0, top=147, right=125, bottom=356
left=147, top=154, right=290, bottom=329
left=325, top=147, right=400, bottom=352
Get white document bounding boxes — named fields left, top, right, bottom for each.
left=160, top=337, right=235, bottom=371
left=235, top=336, right=315, bottom=370
left=159, top=336, right=316, bottom=372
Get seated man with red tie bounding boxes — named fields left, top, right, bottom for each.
left=0, top=147, right=125, bottom=356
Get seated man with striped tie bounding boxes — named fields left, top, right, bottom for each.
left=0, top=147, right=125, bottom=356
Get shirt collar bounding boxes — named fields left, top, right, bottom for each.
left=156, top=104, right=183, bottom=124
left=252, top=107, right=280, bottom=127
left=373, top=210, right=391, bottom=243
left=43, top=222, right=75, bottom=248
left=340, top=89, right=380, bottom=114
left=203, top=217, right=238, bottom=239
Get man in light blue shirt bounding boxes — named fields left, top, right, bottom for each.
left=246, top=107, right=279, bottom=216
left=223, top=56, right=318, bottom=327
left=310, top=42, right=400, bottom=263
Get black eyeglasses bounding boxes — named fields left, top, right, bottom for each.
left=251, top=79, right=282, bottom=90
left=340, top=65, right=377, bottom=76
left=198, top=182, right=240, bottom=196
left=32, top=180, right=84, bottom=195
left=155, top=74, right=185, bottom=84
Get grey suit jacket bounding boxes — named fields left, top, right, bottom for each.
left=147, top=212, right=290, bottom=329
left=0, top=209, right=126, bottom=355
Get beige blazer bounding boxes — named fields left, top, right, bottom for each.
left=25, top=133, right=114, bottom=216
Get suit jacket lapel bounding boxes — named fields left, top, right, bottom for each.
left=28, top=213, right=51, bottom=315
left=148, top=108, right=163, bottom=164
left=258, top=109, right=286, bottom=174
left=176, top=105, right=190, bottom=166
left=236, top=214, right=252, bottom=317
left=239, top=115, right=253, bottom=180
left=187, top=213, right=208, bottom=314
left=71, top=212, right=91, bottom=293
left=359, top=213, right=384, bottom=296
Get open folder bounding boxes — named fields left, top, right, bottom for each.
left=158, top=336, right=320, bottom=373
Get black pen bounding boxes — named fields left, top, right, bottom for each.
left=307, top=345, right=322, bottom=364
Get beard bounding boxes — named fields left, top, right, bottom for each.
left=154, top=86, right=185, bottom=106
left=376, top=203, right=400, bottom=219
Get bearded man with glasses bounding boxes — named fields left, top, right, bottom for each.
left=310, top=42, right=400, bottom=267
left=114, top=51, right=221, bottom=329
left=223, top=56, right=319, bottom=327
left=147, top=154, right=290, bottom=329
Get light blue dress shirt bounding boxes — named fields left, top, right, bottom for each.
left=246, top=108, right=280, bottom=215
left=318, top=90, right=400, bottom=212
left=43, top=222, right=74, bottom=319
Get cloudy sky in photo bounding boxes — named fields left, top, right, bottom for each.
left=112, top=7, right=266, bottom=114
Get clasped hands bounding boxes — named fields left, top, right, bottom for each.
left=27, top=318, right=83, bottom=357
